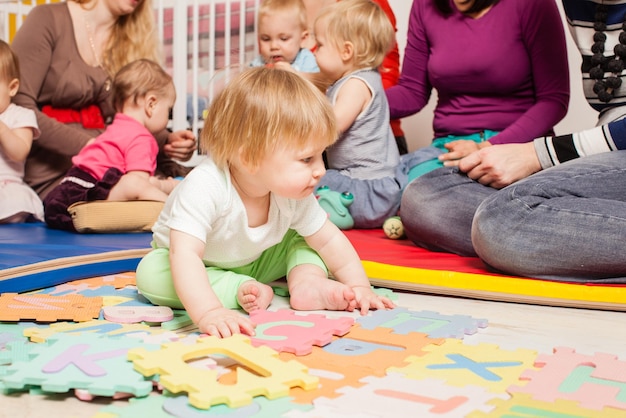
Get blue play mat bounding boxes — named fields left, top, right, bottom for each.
left=0, top=223, right=152, bottom=293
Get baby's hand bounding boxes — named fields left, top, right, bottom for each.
left=272, top=61, right=296, bottom=73
left=352, top=285, right=395, bottom=315
left=197, top=307, right=256, bottom=338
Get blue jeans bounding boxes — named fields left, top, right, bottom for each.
left=473, top=151, right=626, bottom=283
left=401, top=166, right=493, bottom=257
left=401, top=151, right=626, bottom=282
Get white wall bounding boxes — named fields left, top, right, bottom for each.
left=387, top=0, right=599, bottom=152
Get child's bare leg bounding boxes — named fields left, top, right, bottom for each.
left=108, top=173, right=169, bottom=202
left=287, top=264, right=357, bottom=311
left=237, top=280, right=274, bottom=313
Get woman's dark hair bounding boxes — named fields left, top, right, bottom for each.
left=434, top=0, right=500, bottom=16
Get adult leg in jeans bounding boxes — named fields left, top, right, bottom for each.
left=400, top=167, right=497, bottom=257
left=472, top=151, right=626, bottom=283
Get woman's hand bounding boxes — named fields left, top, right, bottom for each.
left=458, top=142, right=542, bottom=189
left=165, top=130, right=197, bottom=162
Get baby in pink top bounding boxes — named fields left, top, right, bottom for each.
left=44, top=59, right=179, bottom=231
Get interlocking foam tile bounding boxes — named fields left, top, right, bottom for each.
left=0, top=293, right=102, bottom=322
left=70, top=273, right=137, bottom=289
left=0, top=339, right=35, bottom=367
left=0, top=323, right=31, bottom=349
left=1, top=333, right=158, bottom=397
left=314, top=374, right=508, bottom=417
left=94, top=394, right=172, bottom=418
left=96, top=391, right=311, bottom=418
left=24, top=320, right=170, bottom=343
left=508, top=346, right=626, bottom=411
left=281, top=325, right=444, bottom=376
left=72, top=286, right=143, bottom=301
left=128, top=333, right=318, bottom=410
left=389, top=340, right=537, bottom=393
left=467, top=393, right=626, bottom=418
left=249, top=309, right=354, bottom=355
left=278, top=325, right=444, bottom=403
left=0, top=338, right=36, bottom=391
left=357, top=308, right=488, bottom=339
left=124, top=330, right=182, bottom=346
left=45, top=273, right=137, bottom=296
left=283, top=403, right=379, bottom=418
left=103, top=306, right=174, bottom=324
left=160, top=309, right=193, bottom=331
left=163, top=393, right=311, bottom=418
left=286, top=363, right=375, bottom=404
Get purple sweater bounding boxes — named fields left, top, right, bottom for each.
left=386, top=0, right=570, bottom=145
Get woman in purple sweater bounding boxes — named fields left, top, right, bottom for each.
left=389, top=0, right=569, bottom=171
left=399, top=0, right=626, bottom=283
left=386, top=0, right=570, bottom=255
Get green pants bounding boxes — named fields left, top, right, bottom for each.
left=135, top=229, right=327, bottom=309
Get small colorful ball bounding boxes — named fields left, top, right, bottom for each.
left=383, top=216, right=405, bottom=239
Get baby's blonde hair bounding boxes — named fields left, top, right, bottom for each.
left=72, top=0, right=160, bottom=76
left=112, top=59, right=173, bottom=112
left=202, top=67, right=337, bottom=168
left=316, top=0, right=394, bottom=69
left=258, top=0, right=308, bottom=31
left=0, top=40, right=19, bottom=83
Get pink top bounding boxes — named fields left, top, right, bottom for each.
left=72, top=114, right=158, bottom=180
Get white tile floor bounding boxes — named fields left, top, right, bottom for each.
left=2, top=290, right=625, bottom=418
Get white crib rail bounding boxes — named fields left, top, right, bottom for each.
left=0, top=0, right=259, bottom=139
left=154, top=0, right=259, bottom=137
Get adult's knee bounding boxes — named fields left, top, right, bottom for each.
left=471, top=191, right=526, bottom=274
left=401, top=168, right=481, bottom=256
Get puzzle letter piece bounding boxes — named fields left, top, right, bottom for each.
left=508, top=346, right=626, bottom=411
left=249, top=309, right=354, bottom=355
left=128, top=333, right=318, bottom=410
left=357, top=308, right=487, bottom=339
left=103, top=306, right=174, bottom=324
left=2, top=333, right=156, bottom=397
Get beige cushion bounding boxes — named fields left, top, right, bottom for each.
left=68, top=200, right=164, bottom=233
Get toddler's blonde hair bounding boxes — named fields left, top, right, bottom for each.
left=112, top=59, right=174, bottom=112
left=202, top=67, right=338, bottom=168
left=258, top=0, right=308, bottom=31
left=0, top=40, right=19, bottom=82
left=316, top=0, right=394, bottom=69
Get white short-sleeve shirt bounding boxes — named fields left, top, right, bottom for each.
left=152, top=158, right=328, bottom=268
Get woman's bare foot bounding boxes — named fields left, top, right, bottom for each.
left=288, top=269, right=357, bottom=312
left=237, top=281, right=274, bottom=313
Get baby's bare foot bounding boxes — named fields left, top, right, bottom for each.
left=289, top=276, right=356, bottom=312
left=237, top=281, right=274, bottom=313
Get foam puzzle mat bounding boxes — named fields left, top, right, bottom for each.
left=1, top=272, right=625, bottom=417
